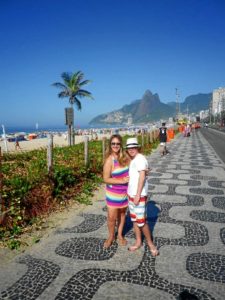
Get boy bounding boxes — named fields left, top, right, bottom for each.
left=126, top=137, right=159, bottom=256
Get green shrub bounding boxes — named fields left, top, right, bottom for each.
left=0, top=132, right=159, bottom=249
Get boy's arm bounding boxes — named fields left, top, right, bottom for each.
left=134, top=170, right=146, bottom=205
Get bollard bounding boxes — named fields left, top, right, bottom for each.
left=47, top=134, right=53, bottom=176
left=154, top=129, right=157, bottom=142
left=150, top=131, right=153, bottom=143
left=84, top=136, right=89, bottom=166
left=141, top=131, right=144, bottom=147
left=146, top=132, right=150, bottom=145
left=102, top=137, right=106, bottom=161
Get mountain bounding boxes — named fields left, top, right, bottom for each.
left=167, top=93, right=212, bottom=114
left=89, top=90, right=211, bottom=125
left=89, top=90, right=174, bottom=125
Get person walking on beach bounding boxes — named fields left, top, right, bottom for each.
left=15, top=137, right=22, bottom=150
left=126, top=137, right=159, bottom=256
left=159, top=122, right=168, bottom=156
left=103, top=134, right=130, bottom=248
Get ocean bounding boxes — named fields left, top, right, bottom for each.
left=1, top=124, right=129, bottom=135
left=2, top=125, right=70, bottom=134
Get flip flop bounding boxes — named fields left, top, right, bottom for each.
left=128, top=245, right=142, bottom=252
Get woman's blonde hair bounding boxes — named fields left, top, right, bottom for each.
left=104, top=134, right=128, bottom=166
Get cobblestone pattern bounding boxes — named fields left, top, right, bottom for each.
left=55, top=251, right=215, bottom=300
left=189, top=187, right=224, bottom=195
left=56, top=214, right=107, bottom=234
left=212, top=196, right=225, bottom=210
left=55, top=237, right=118, bottom=260
left=220, top=228, right=225, bottom=245
left=0, top=255, right=60, bottom=299
left=190, top=210, right=225, bottom=223
left=187, top=253, right=225, bottom=283
left=1, top=130, right=225, bottom=300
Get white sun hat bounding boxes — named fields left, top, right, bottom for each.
left=126, top=137, right=140, bottom=149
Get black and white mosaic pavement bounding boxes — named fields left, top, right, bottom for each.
left=220, top=228, right=225, bottom=245
left=0, top=129, right=225, bottom=300
left=212, top=196, right=225, bottom=210
left=187, top=253, right=225, bottom=283
left=55, top=237, right=118, bottom=260
left=56, top=213, right=107, bottom=234
left=0, top=255, right=60, bottom=300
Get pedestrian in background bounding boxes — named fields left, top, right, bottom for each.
left=184, top=123, right=191, bottom=137
left=126, top=137, right=159, bottom=256
left=15, top=137, right=22, bottom=150
left=103, top=134, right=130, bottom=248
left=159, top=122, right=168, bottom=156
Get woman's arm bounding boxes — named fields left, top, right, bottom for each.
left=103, top=158, right=129, bottom=185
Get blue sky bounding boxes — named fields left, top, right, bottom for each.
left=0, top=0, right=225, bottom=129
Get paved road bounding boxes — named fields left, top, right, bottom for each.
left=200, top=128, right=225, bottom=163
left=0, top=129, right=225, bottom=300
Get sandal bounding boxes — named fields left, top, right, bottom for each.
left=128, top=244, right=142, bottom=252
left=118, top=238, right=127, bottom=246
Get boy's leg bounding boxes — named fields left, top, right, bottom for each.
left=128, top=222, right=142, bottom=251
left=128, top=197, right=142, bottom=251
left=133, top=222, right=142, bottom=246
left=135, top=196, right=158, bottom=255
left=128, top=197, right=144, bottom=251
left=141, top=224, right=159, bottom=256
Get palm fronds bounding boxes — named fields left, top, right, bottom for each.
left=52, top=71, right=93, bottom=110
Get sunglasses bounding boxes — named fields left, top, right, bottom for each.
left=111, top=142, right=121, bottom=146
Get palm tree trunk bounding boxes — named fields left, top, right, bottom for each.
left=71, top=105, right=75, bottom=145
left=71, top=124, right=75, bottom=145
left=68, top=125, right=72, bottom=146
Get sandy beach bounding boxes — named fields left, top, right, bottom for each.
left=0, top=133, right=113, bottom=153
left=0, top=126, right=158, bottom=154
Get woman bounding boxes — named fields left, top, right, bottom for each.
left=103, top=134, right=130, bottom=248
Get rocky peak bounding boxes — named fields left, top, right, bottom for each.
left=142, top=90, right=153, bottom=98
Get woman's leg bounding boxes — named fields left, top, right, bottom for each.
left=117, top=207, right=127, bottom=245
left=104, top=207, right=118, bottom=248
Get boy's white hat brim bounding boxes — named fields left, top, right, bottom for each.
left=126, top=137, right=140, bottom=149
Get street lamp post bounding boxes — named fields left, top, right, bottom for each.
left=218, top=90, right=222, bottom=126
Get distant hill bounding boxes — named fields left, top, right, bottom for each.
left=89, top=90, right=211, bottom=125
left=167, top=93, right=212, bottom=114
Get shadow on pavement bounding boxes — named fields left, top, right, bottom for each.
left=122, top=199, right=160, bottom=237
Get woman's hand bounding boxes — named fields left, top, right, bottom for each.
left=122, top=176, right=129, bottom=183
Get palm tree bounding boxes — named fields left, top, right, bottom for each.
left=52, top=71, right=93, bottom=145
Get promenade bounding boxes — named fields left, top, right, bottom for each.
left=0, top=129, right=225, bottom=300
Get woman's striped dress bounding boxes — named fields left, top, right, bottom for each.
left=106, top=158, right=129, bottom=208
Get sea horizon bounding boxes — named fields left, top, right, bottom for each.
left=1, top=123, right=132, bottom=135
